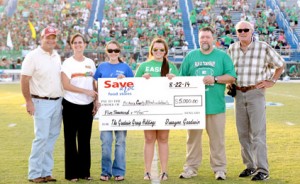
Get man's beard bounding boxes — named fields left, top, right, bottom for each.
left=201, top=43, right=210, bottom=51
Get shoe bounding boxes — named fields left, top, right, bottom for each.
left=179, top=169, right=197, bottom=179
left=251, top=172, right=269, bottom=181
left=160, top=172, right=168, bottom=181
left=28, top=177, right=46, bottom=183
left=144, top=172, right=151, bottom=180
left=215, top=171, right=226, bottom=180
left=239, top=168, right=256, bottom=177
left=44, top=176, right=57, bottom=182
left=69, top=178, right=78, bottom=182
left=114, top=176, right=125, bottom=181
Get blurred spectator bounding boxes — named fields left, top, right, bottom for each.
left=289, top=64, right=299, bottom=77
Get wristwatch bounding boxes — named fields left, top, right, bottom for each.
left=214, top=76, right=218, bottom=83
left=269, top=78, right=277, bottom=83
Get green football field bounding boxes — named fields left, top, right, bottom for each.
left=0, top=83, right=299, bottom=184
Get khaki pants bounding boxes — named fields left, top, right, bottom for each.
left=235, top=89, right=269, bottom=174
left=183, top=113, right=227, bottom=173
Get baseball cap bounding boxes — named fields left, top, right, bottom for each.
left=41, top=26, right=59, bottom=37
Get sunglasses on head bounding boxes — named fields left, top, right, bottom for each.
left=153, top=48, right=165, bottom=52
left=107, top=49, right=121, bottom=53
left=237, top=28, right=250, bottom=33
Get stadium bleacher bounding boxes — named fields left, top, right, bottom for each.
left=0, top=0, right=299, bottom=80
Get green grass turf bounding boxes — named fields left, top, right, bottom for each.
left=0, top=83, right=299, bottom=184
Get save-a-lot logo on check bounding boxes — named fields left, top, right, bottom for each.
left=97, top=76, right=206, bottom=130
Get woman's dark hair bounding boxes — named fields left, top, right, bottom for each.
left=70, top=33, right=86, bottom=44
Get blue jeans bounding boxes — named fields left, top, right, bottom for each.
left=100, top=131, right=127, bottom=177
left=28, top=98, right=62, bottom=179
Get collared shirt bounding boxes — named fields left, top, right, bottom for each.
left=21, top=46, right=63, bottom=97
left=227, top=40, right=285, bottom=86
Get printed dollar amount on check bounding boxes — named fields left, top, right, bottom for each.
left=97, top=76, right=206, bottom=130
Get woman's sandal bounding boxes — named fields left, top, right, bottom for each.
left=70, top=178, right=78, bottom=182
left=100, top=175, right=110, bottom=181
left=114, top=176, right=125, bottom=181
left=144, top=172, right=151, bottom=180
left=82, top=176, right=93, bottom=180
left=160, top=172, right=168, bottom=181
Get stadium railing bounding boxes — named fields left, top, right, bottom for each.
left=1, top=47, right=300, bottom=83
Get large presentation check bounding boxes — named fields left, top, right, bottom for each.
left=97, top=76, right=206, bottom=131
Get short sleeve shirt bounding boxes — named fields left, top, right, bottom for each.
left=21, top=46, right=63, bottom=97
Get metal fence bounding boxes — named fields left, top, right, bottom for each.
left=1, top=48, right=300, bottom=83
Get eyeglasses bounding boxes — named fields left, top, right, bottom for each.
left=72, top=41, right=84, bottom=45
left=153, top=48, right=165, bottom=52
left=237, top=29, right=250, bottom=33
left=107, top=49, right=121, bottom=53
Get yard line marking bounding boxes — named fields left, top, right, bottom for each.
left=8, top=123, right=16, bottom=127
left=151, top=144, right=160, bottom=184
left=285, top=122, right=295, bottom=126
left=268, top=92, right=300, bottom=99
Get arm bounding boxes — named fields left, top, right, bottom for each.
left=92, top=79, right=100, bottom=116
left=61, top=72, right=97, bottom=97
left=271, top=63, right=285, bottom=82
left=203, top=74, right=236, bottom=85
left=215, top=74, right=236, bottom=84
left=204, top=52, right=236, bottom=85
left=21, top=75, right=34, bottom=116
left=257, top=46, right=286, bottom=88
left=256, top=63, right=285, bottom=88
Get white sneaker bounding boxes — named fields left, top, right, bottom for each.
left=179, top=170, right=197, bottom=179
left=215, top=171, right=226, bottom=180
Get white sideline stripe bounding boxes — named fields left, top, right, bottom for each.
left=268, top=92, right=300, bottom=99
left=8, top=123, right=16, bottom=127
left=285, top=122, right=295, bottom=126
left=151, top=144, right=160, bottom=184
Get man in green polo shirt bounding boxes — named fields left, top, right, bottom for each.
left=179, top=27, right=236, bottom=180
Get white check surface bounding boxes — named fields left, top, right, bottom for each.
left=98, top=76, right=206, bottom=130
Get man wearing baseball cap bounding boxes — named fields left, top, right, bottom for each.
left=21, top=26, right=62, bottom=183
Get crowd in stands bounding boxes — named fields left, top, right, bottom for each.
left=0, top=0, right=299, bottom=72
left=94, top=0, right=185, bottom=64
left=191, top=0, right=247, bottom=49
left=279, top=0, right=299, bottom=28
left=0, top=56, right=21, bottom=69
left=191, top=0, right=293, bottom=55
left=0, top=0, right=92, bottom=67
left=1, top=0, right=187, bottom=68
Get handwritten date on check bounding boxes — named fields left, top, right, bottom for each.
left=97, top=76, right=206, bottom=130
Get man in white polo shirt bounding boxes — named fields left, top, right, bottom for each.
left=21, top=26, right=63, bottom=183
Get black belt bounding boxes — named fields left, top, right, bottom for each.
left=236, top=85, right=257, bottom=93
left=31, top=94, right=60, bottom=100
